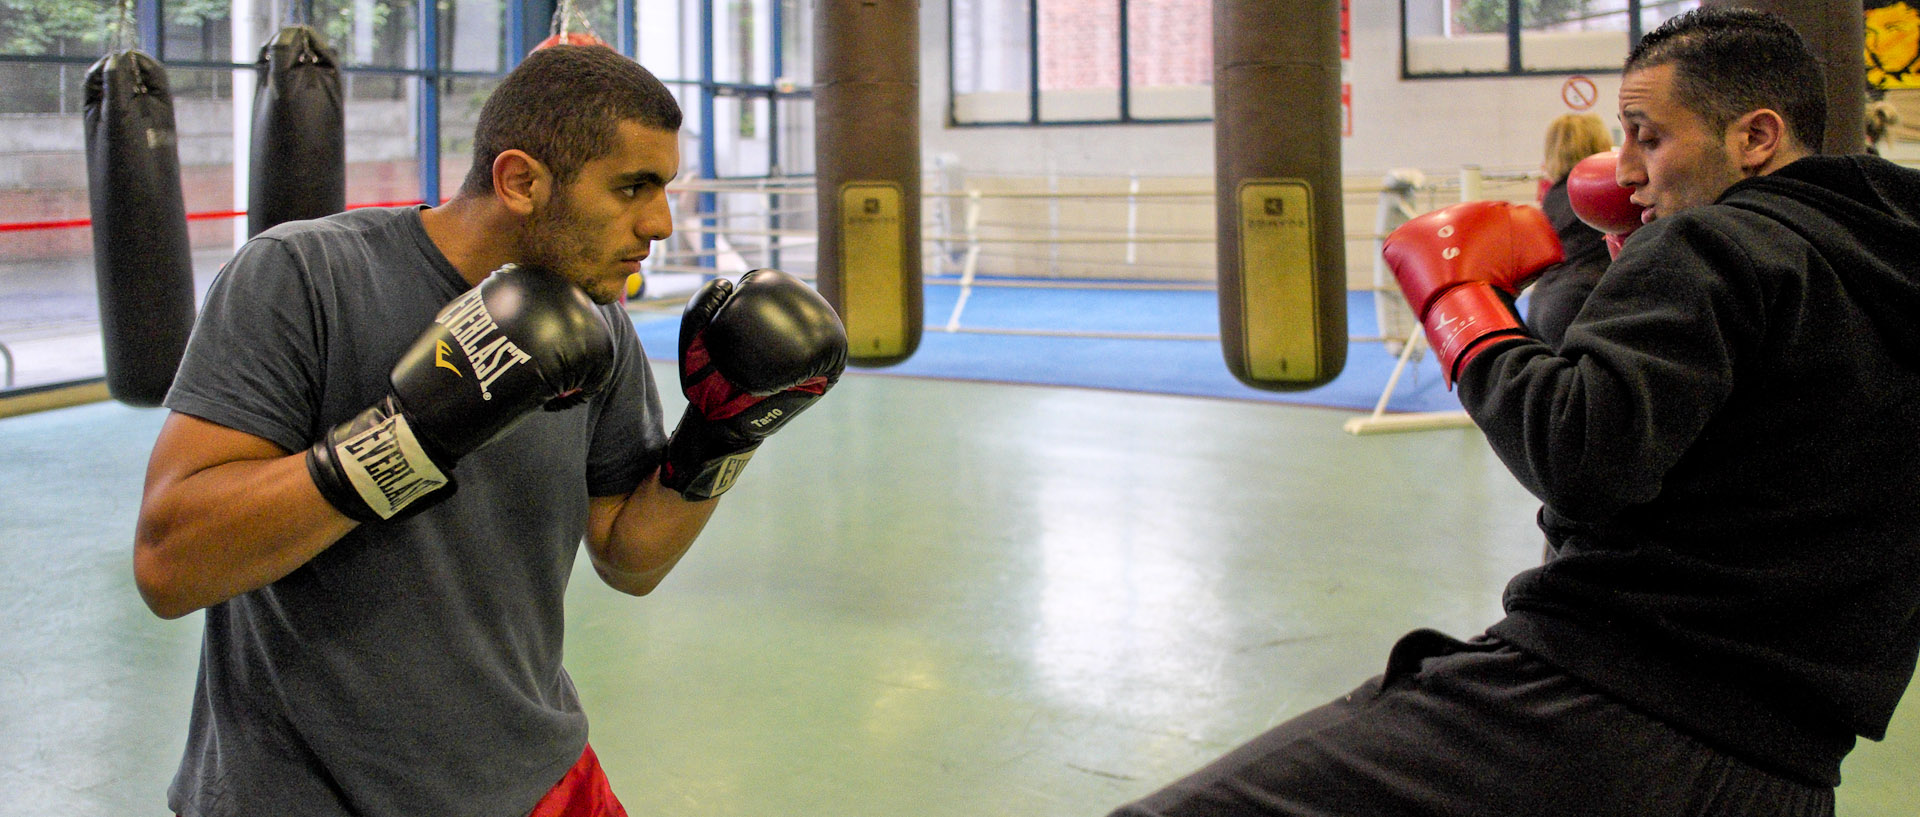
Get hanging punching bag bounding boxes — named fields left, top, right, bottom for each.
left=1214, top=0, right=1347, bottom=391
left=814, top=0, right=921, bottom=367
left=83, top=50, right=197, bottom=407
left=249, top=25, right=345, bottom=237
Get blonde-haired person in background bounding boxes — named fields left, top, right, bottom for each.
left=1529, top=113, right=1615, bottom=348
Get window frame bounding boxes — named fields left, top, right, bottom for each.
left=948, top=0, right=1213, bottom=128
left=1399, top=0, right=1663, bottom=80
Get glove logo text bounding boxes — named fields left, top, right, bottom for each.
left=749, top=408, right=785, bottom=429
left=436, top=290, right=535, bottom=402
left=341, top=415, right=447, bottom=514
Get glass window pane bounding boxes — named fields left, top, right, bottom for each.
left=439, top=76, right=501, bottom=200
left=712, top=95, right=770, bottom=176
left=0, top=57, right=90, bottom=115
left=445, top=0, right=507, bottom=73
left=952, top=0, right=1031, bottom=124
left=170, top=66, right=240, bottom=242
left=0, top=0, right=116, bottom=58
left=774, top=95, right=813, bottom=176
left=1639, top=0, right=1699, bottom=37
left=169, top=67, right=239, bottom=335
left=0, top=61, right=234, bottom=392
left=1037, top=0, right=1118, bottom=121
left=300, top=0, right=417, bottom=69
left=714, top=0, right=771, bottom=85
left=233, top=2, right=288, bottom=61
left=776, top=0, right=809, bottom=87
left=1127, top=0, right=1210, bottom=120
left=0, top=59, right=99, bottom=389
left=1520, top=0, right=1630, bottom=73
left=636, top=0, right=689, bottom=81
left=345, top=74, right=419, bottom=207
left=1404, top=0, right=1508, bottom=75
left=163, top=1, right=234, bottom=63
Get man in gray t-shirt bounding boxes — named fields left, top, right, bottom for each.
left=134, top=46, right=845, bottom=817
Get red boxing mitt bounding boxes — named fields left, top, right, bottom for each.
left=1567, top=150, right=1646, bottom=257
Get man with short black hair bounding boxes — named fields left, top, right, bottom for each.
left=1109, top=8, right=1920, bottom=815
left=137, top=44, right=845, bottom=816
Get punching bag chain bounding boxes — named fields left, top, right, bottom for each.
left=107, top=0, right=139, bottom=55
left=280, top=0, right=312, bottom=28
left=551, top=0, right=600, bottom=41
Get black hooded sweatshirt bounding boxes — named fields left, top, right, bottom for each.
left=1460, top=155, right=1920, bottom=787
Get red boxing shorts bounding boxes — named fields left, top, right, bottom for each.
left=528, top=744, right=629, bottom=817
left=173, top=744, right=628, bottom=817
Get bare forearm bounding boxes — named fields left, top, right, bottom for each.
left=586, top=474, right=719, bottom=595
left=135, top=419, right=357, bottom=618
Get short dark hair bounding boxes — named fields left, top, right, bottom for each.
left=460, top=45, right=683, bottom=196
left=1625, top=7, right=1826, bottom=152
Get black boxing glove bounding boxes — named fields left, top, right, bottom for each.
left=307, top=263, right=616, bottom=521
left=661, top=269, right=848, bottom=500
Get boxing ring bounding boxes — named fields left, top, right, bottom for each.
left=635, top=167, right=1542, bottom=430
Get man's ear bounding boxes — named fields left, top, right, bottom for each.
left=1731, top=109, right=1789, bottom=174
left=492, top=149, right=549, bottom=216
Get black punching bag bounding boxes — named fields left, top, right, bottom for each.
left=249, top=25, right=345, bottom=237
left=83, top=50, right=197, bottom=407
left=1214, top=0, right=1347, bottom=391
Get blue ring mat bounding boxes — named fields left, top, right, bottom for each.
left=632, top=281, right=1466, bottom=414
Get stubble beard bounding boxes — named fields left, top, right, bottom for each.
left=518, top=191, right=622, bottom=305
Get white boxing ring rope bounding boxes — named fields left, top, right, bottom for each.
left=650, top=173, right=1542, bottom=432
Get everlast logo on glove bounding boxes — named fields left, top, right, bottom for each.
left=436, top=288, right=535, bottom=401
left=708, top=451, right=754, bottom=496
left=307, top=263, right=615, bottom=523
left=337, top=412, right=450, bottom=519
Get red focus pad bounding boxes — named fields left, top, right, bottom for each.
left=1382, top=201, right=1564, bottom=385
left=1567, top=150, right=1646, bottom=242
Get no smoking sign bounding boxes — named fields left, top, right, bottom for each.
left=1562, top=75, right=1598, bottom=111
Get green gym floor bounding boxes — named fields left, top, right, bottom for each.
left=1, top=362, right=1914, bottom=816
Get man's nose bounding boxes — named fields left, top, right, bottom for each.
left=637, top=197, right=673, bottom=242
left=1615, top=148, right=1646, bottom=188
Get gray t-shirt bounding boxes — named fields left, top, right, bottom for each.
left=162, top=206, right=666, bottom=817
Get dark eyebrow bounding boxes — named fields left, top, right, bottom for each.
left=614, top=170, right=674, bottom=188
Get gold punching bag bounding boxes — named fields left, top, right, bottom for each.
left=1214, top=0, right=1346, bottom=390
left=813, top=0, right=921, bottom=367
